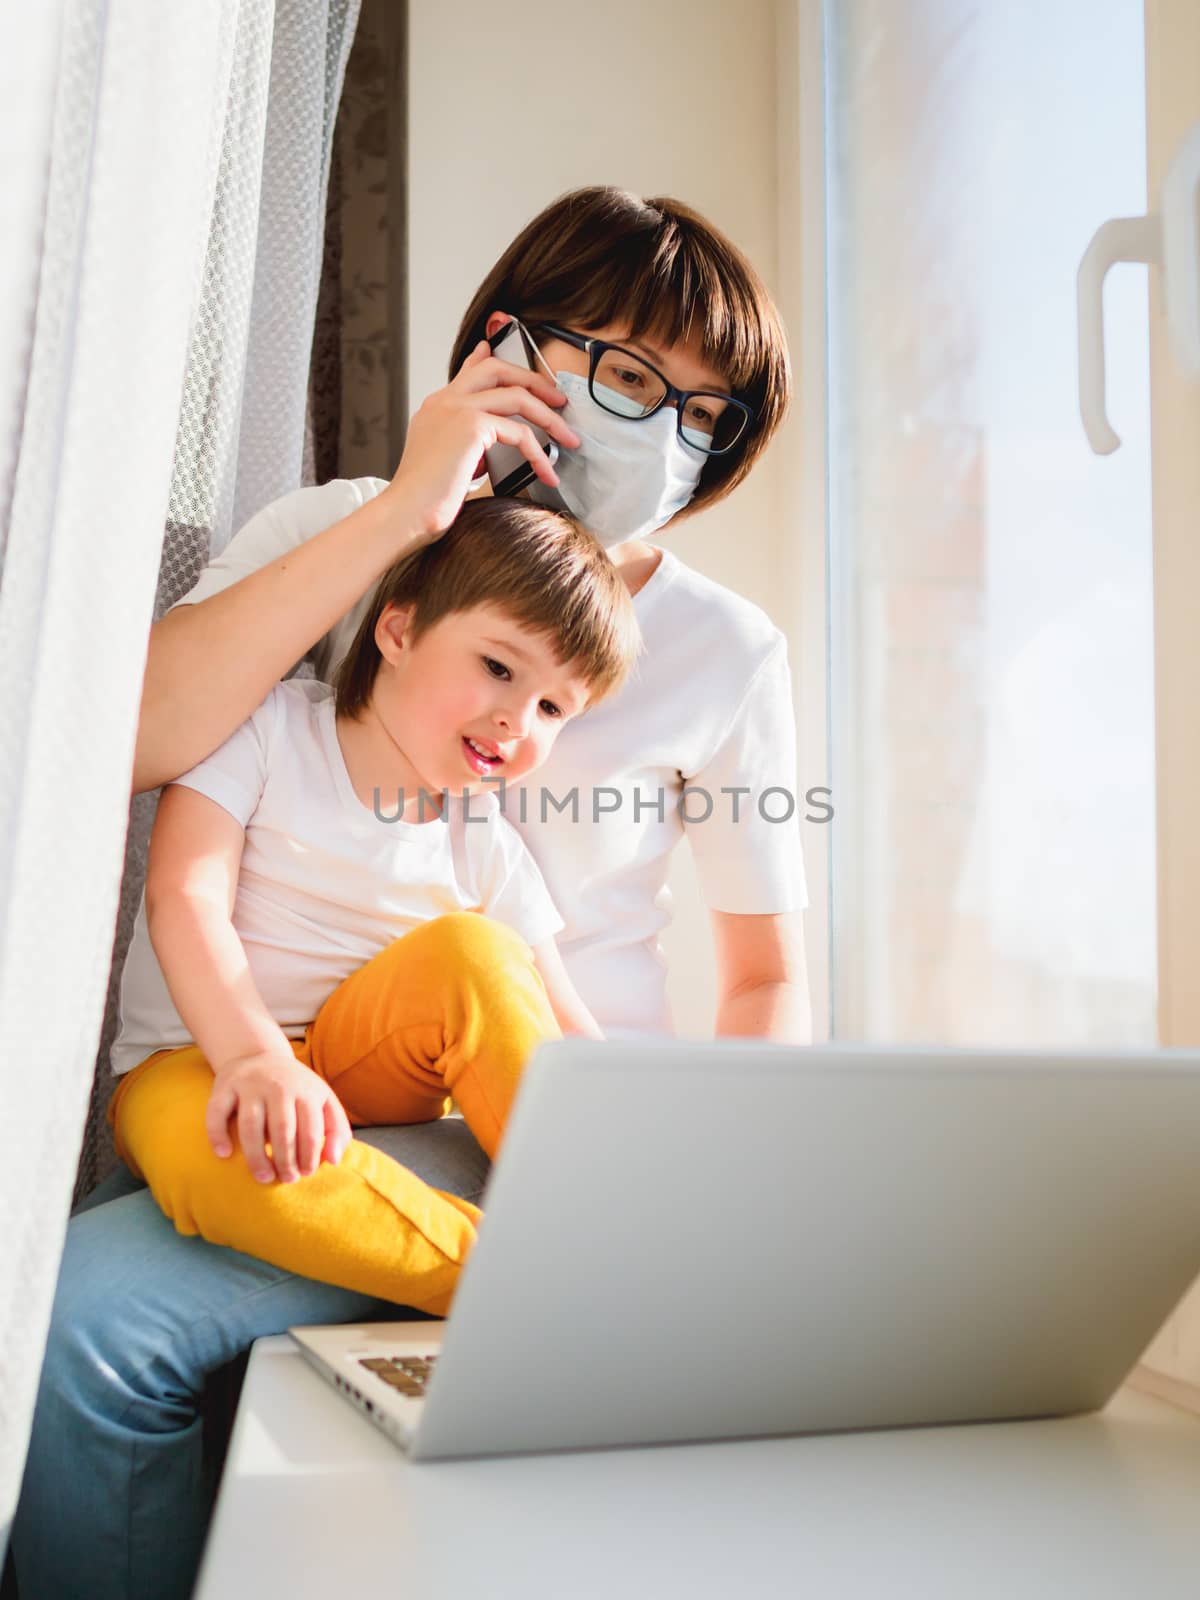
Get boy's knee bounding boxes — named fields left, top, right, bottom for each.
left=114, top=1086, right=233, bottom=1235
left=402, top=912, right=533, bottom=974
left=111, top=1051, right=215, bottom=1177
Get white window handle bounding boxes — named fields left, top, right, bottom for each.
left=1078, top=119, right=1200, bottom=454
left=1077, top=216, right=1161, bottom=455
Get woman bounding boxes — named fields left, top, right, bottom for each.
left=11, top=187, right=810, bottom=1600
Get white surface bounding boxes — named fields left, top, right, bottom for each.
left=198, top=1337, right=1200, bottom=1599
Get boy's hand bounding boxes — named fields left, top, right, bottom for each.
left=206, top=1046, right=353, bottom=1184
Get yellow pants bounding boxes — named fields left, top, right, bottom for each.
left=109, top=913, right=560, bottom=1315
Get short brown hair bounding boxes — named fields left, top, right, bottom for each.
left=335, top=498, right=641, bottom=719
left=451, top=187, right=791, bottom=520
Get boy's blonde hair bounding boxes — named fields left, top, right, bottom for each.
left=335, top=497, right=640, bottom=719
left=450, top=186, right=791, bottom=521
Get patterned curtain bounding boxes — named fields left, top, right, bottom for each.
left=309, top=0, right=404, bottom=487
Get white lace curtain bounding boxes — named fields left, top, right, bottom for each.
left=0, top=0, right=359, bottom=1560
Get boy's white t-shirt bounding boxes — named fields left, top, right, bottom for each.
left=171, top=477, right=809, bottom=1035
left=111, top=678, right=562, bottom=1076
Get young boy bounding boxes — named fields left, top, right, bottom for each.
left=106, top=496, right=640, bottom=1315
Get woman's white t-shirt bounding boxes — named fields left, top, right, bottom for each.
left=172, top=477, right=809, bottom=1034
left=111, top=678, right=562, bottom=1075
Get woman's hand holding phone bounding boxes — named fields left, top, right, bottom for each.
left=384, top=339, right=580, bottom=541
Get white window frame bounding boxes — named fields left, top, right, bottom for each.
left=775, top=0, right=833, bottom=1040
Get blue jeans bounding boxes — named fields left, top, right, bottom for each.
left=9, top=1121, right=490, bottom=1600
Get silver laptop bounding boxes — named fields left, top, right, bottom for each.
left=290, top=1039, right=1200, bottom=1460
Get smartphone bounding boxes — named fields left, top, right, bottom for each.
left=483, top=318, right=563, bottom=500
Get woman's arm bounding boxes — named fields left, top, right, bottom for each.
left=134, top=490, right=428, bottom=793
left=532, top=939, right=605, bottom=1040
left=133, top=344, right=578, bottom=793
left=710, top=910, right=812, bottom=1043
left=145, top=784, right=353, bottom=1181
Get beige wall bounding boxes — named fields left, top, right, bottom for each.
left=408, top=0, right=794, bottom=1034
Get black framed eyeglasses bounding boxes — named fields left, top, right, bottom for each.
left=531, top=322, right=754, bottom=457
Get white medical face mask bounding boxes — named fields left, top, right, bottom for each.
left=527, top=371, right=707, bottom=549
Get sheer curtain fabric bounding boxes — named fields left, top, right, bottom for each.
left=0, top=0, right=359, bottom=1562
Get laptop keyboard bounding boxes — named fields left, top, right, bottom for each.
left=358, top=1354, right=438, bottom=1398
